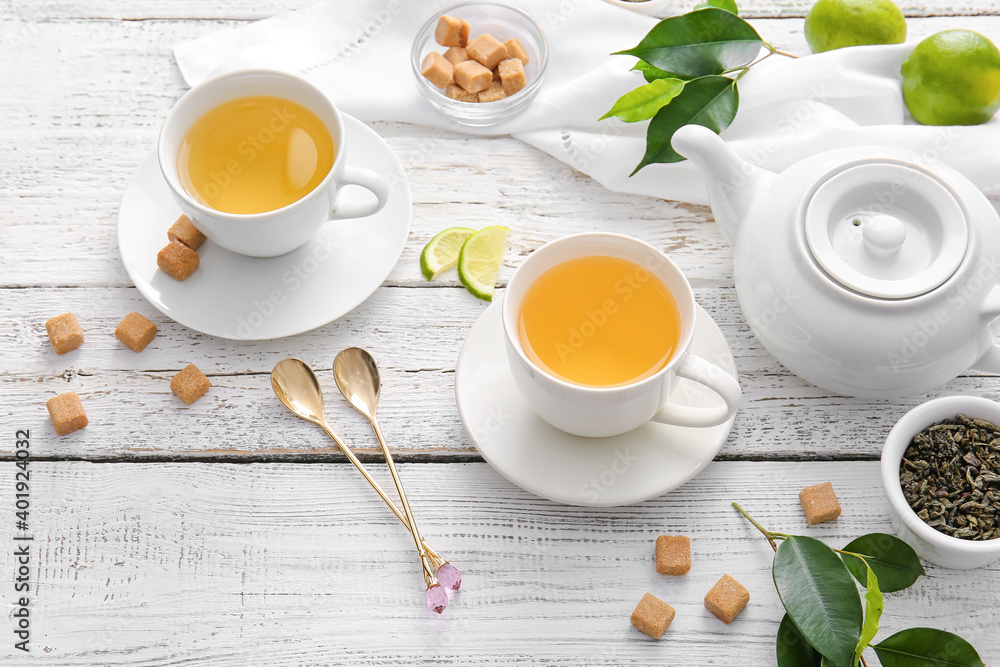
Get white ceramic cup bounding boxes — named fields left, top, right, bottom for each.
left=882, top=395, right=1000, bottom=569
left=158, top=69, right=390, bottom=258
left=501, top=233, right=742, bottom=438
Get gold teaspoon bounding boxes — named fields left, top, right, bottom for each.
left=333, top=348, right=455, bottom=599
left=269, top=358, right=449, bottom=606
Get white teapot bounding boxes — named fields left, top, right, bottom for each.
left=672, top=124, right=1000, bottom=398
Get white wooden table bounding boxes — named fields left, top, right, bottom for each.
left=2, top=1, right=999, bottom=664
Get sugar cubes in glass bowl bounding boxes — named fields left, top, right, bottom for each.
left=412, top=2, right=548, bottom=127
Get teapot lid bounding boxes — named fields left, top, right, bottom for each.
left=804, top=162, right=969, bottom=300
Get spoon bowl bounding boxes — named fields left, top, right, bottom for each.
left=271, top=358, right=327, bottom=424
left=333, top=347, right=382, bottom=421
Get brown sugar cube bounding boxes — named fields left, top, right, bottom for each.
left=166, top=214, right=205, bottom=250
left=115, top=312, right=158, bottom=352
left=46, top=392, right=88, bottom=436
left=656, top=535, right=691, bottom=575
left=478, top=82, right=507, bottom=103
left=442, top=46, right=468, bottom=66
left=630, top=593, right=675, bottom=639
left=435, top=15, right=469, bottom=47
left=504, top=37, right=530, bottom=65
left=44, top=313, right=83, bottom=355
left=466, top=34, right=508, bottom=70
left=157, top=240, right=200, bottom=281
left=705, top=574, right=750, bottom=624
left=420, top=52, right=454, bottom=88
left=799, top=482, right=842, bottom=525
left=498, top=58, right=526, bottom=95
left=445, top=84, right=479, bottom=102
left=171, top=364, right=210, bottom=405
left=454, top=60, right=493, bottom=94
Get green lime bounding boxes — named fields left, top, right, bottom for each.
left=420, top=227, right=476, bottom=281
left=457, top=226, right=510, bottom=301
left=804, top=0, right=907, bottom=53
left=901, top=29, right=1000, bottom=126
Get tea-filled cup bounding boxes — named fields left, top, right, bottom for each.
left=501, top=232, right=742, bottom=438
left=158, top=69, right=389, bottom=258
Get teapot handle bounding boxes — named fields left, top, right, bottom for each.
left=970, top=285, right=1000, bottom=374
left=971, top=342, right=1000, bottom=375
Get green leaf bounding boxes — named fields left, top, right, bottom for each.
left=695, top=0, right=739, bottom=14
left=613, top=8, right=762, bottom=79
left=873, top=628, right=985, bottom=667
left=777, top=614, right=822, bottom=667
left=773, top=535, right=863, bottom=667
left=842, top=534, right=926, bottom=593
left=853, top=563, right=883, bottom=666
left=601, top=78, right=686, bottom=122
left=632, top=60, right=677, bottom=83
left=632, top=75, right=738, bottom=173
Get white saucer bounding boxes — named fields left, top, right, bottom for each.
left=117, top=115, right=411, bottom=340
left=455, top=300, right=738, bottom=507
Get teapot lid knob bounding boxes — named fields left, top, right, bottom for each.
left=804, top=162, right=969, bottom=300
left=862, top=214, right=907, bottom=257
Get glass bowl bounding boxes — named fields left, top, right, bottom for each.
left=411, top=2, right=548, bottom=128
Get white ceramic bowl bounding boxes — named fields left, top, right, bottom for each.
left=881, top=395, right=1000, bottom=569
left=411, top=2, right=547, bottom=127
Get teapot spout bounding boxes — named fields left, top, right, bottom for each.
left=672, top=124, right=775, bottom=244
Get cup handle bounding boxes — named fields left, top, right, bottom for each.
left=650, top=354, right=742, bottom=428
left=329, top=166, right=390, bottom=220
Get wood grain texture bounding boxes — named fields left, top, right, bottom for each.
left=3, top=15, right=1000, bottom=287
left=3, top=14, right=1000, bottom=459
left=5, top=283, right=1000, bottom=460
left=3, top=3, right=1000, bottom=665
left=0, top=461, right=995, bottom=665
left=3, top=0, right=996, bottom=20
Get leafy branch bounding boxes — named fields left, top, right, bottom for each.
left=732, top=502, right=984, bottom=667
left=601, top=1, right=797, bottom=173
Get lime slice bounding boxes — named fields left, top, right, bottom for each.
left=457, top=226, right=510, bottom=301
left=420, top=227, right=476, bottom=281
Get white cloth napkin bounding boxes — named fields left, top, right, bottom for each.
left=174, top=0, right=1000, bottom=205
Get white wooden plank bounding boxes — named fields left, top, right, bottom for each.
left=0, top=461, right=994, bottom=665
left=5, top=284, right=1000, bottom=460
left=613, top=0, right=1000, bottom=17
left=0, top=8, right=730, bottom=288
left=2, top=5, right=998, bottom=665
left=4, top=17, right=1000, bottom=288
left=4, top=0, right=996, bottom=20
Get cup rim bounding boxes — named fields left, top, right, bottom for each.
left=501, top=232, right=698, bottom=393
left=157, top=68, right=346, bottom=222
left=881, top=395, right=1000, bottom=553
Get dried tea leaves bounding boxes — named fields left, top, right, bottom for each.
left=900, top=413, right=1000, bottom=541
